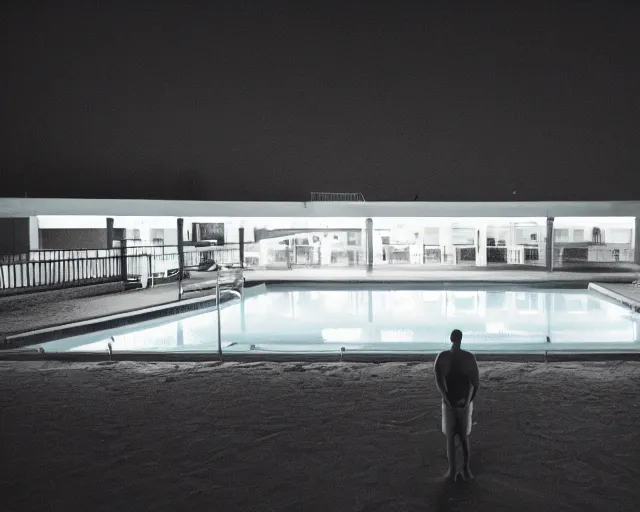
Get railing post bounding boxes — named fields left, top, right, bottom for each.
left=177, top=218, right=185, bottom=300
left=148, top=254, right=153, bottom=288
left=239, top=227, right=245, bottom=267
left=120, top=239, right=128, bottom=283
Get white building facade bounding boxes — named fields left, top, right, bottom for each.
left=1, top=198, right=639, bottom=270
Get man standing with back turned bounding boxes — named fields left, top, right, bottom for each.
left=434, top=329, right=480, bottom=482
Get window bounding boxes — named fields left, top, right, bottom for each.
left=452, top=228, right=475, bottom=245
left=151, top=229, right=164, bottom=246
left=573, top=229, right=585, bottom=242
left=608, top=228, right=632, bottom=244
left=515, top=227, right=538, bottom=245
left=347, top=231, right=361, bottom=246
left=554, top=229, right=569, bottom=242
left=423, top=227, right=439, bottom=246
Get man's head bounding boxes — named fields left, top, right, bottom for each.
left=450, top=329, right=463, bottom=347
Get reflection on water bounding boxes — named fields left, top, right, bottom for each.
left=41, top=287, right=640, bottom=353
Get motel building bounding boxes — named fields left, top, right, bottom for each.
left=1, top=197, right=640, bottom=291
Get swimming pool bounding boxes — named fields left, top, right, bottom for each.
left=36, top=283, right=640, bottom=355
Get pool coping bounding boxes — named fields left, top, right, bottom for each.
left=588, top=283, right=640, bottom=312
left=0, top=350, right=638, bottom=363
left=246, top=278, right=638, bottom=287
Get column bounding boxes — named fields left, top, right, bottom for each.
left=28, top=216, right=40, bottom=250
left=239, top=227, right=245, bottom=267
left=191, top=223, right=199, bottom=243
left=106, top=217, right=114, bottom=249
left=546, top=217, right=554, bottom=271
left=440, top=221, right=453, bottom=264
left=634, top=216, right=640, bottom=265
left=177, top=218, right=185, bottom=298
left=366, top=218, right=373, bottom=272
left=475, top=222, right=487, bottom=267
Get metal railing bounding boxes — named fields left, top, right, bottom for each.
left=0, top=249, right=123, bottom=290
left=265, top=245, right=365, bottom=267
left=487, top=246, right=544, bottom=266
left=179, top=267, right=245, bottom=357
left=0, top=244, right=248, bottom=292
left=196, top=243, right=260, bottom=267
left=310, top=192, right=366, bottom=202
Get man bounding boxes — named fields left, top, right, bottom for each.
left=434, top=329, right=480, bottom=482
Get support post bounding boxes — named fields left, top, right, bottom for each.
left=546, top=217, right=554, bottom=271
left=285, top=242, right=291, bottom=269
left=239, top=227, right=245, bottom=267
left=634, top=216, right=640, bottom=266
left=177, top=218, right=185, bottom=300
left=29, top=216, right=40, bottom=250
left=475, top=223, right=487, bottom=267
left=366, top=218, right=373, bottom=272
left=191, top=223, right=198, bottom=243
left=106, top=217, right=114, bottom=249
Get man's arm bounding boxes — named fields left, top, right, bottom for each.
left=434, top=353, right=452, bottom=407
left=468, top=355, right=480, bottom=403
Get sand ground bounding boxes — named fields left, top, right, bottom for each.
left=1, top=361, right=639, bottom=511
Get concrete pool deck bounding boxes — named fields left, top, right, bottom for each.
left=1, top=267, right=639, bottom=348
left=589, top=282, right=640, bottom=312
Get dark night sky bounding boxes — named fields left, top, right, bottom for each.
left=2, top=1, right=640, bottom=201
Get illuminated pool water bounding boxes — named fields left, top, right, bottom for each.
left=38, top=285, right=640, bottom=354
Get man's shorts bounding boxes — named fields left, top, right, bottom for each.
left=442, top=400, right=473, bottom=436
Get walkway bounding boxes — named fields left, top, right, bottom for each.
left=0, top=284, right=184, bottom=337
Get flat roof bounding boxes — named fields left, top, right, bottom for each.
left=0, top=197, right=639, bottom=218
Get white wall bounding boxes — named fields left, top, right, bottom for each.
left=554, top=217, right=635, bottom=244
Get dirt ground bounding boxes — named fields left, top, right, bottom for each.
left=1, top=361, right=639, bottom=512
